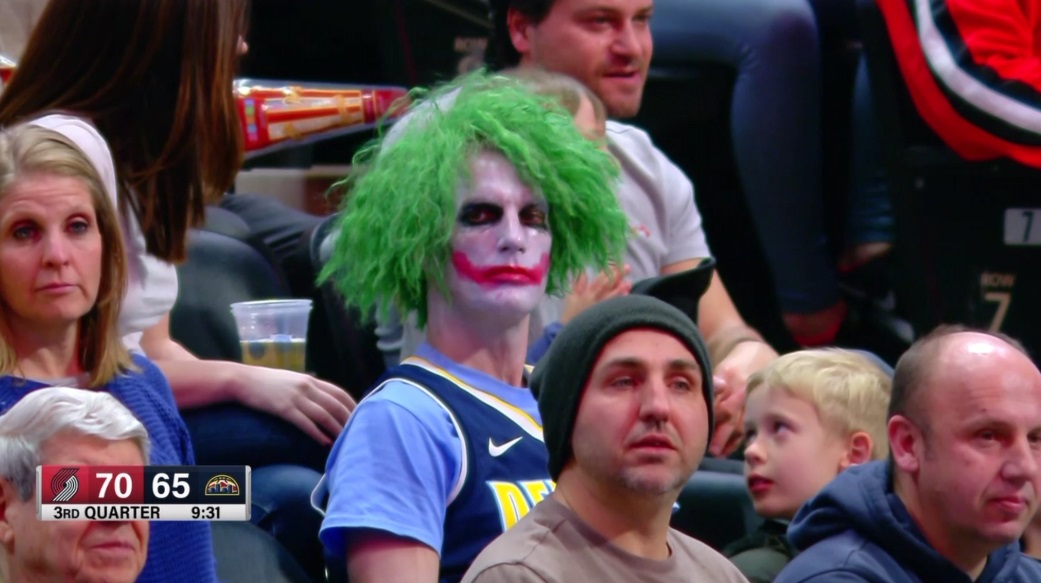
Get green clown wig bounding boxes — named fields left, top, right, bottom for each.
left=320, top=71, right=630, bottom=326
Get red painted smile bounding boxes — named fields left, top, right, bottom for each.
left=451, top=252, right=549, bottom=287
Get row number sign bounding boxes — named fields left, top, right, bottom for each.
left=1004, top=208, right=1041, bottom=246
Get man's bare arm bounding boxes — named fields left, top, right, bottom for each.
left=347, top=532, right=440, bottom=583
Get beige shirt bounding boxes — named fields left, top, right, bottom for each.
left=463, top=496, right=749, bottom=583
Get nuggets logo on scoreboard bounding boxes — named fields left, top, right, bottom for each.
left=205, top=474, right=240, bottom=496
left=36, top=465, right=251, bottom=522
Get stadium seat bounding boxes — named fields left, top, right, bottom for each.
left=212, top=521, right=313, bottom=583
left=303, top=214, right=386, bottom=400
left=630, top=257, right=716, bottom=325
left=202, top=204, right=288, bottom=278
left=857, top=0, right=1041, bottom=356
left=671, top=460, right=762, bottom=551
left=170, top=229, right=292, bottom=362
left=203, top=204, right=254, bottom=241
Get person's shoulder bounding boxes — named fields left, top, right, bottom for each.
left=0, top=374, right=22, bottom=393
left=128, top=353, right=163, bottom=376
left=26, top=112, right=95, bottom=130
left=0, top=375, right=45, bottom=415
left=464, top=503, right=565, bottom=583
left=667, top=528, right=748, bottom=581
left=1013, top=553, right=1041, bottom=579
left=724, top=523, right=797, bottom=583
left=605, top=120, right=686, bottom=185
left=25, top=113, right=108, bottom=149
left=606, top=119, right=656, bottom=151
left=340, top=374, right=461, bottom=448
left=120, top=354, right=173, bottom=392
left=116, top=354, right=179, bottom=413
left=463, top=563, right=550, bottom=583
left=774, top=529, right=894, bottom=583
left=359, top=374, right=456, bottom=421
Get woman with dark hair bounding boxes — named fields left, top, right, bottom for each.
left=0, top=0, right=354, bottom=465
left=0, top=4, right=351, bottom=577
left=0, top=123, right=218, bottom=582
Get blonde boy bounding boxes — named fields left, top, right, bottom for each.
left=725, top=349, right=892, bottom=582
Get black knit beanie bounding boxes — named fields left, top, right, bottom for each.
left=530, top=295, right=714, bottom=480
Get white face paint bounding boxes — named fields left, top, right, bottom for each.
left=445, top=150, right=552, bottom=318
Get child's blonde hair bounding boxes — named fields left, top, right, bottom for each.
left=747, top=349, right=892, bottom=460
left=500, top=67, right=607, bottom=131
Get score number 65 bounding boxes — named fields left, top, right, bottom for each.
left=152, top=472, right=190, bottom=499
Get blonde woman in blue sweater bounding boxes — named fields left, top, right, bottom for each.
left=0, top=125, right=218, bottom=582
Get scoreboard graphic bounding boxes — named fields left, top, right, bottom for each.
left=36, top=465, right=251, bottom=521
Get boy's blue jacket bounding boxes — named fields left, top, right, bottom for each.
left=774, top=461, right=1041, bottom=582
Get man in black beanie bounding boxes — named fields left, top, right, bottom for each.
left=462, top=295, right=748, bottom=583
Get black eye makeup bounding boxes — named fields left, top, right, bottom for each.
left=457, top=200, right=550, bottom=230
left=458, top=203, right=504, bottom=227
left=520, top=204, right=549, bottom=229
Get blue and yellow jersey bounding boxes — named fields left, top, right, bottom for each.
left=396, top=356, right=554, bottom=582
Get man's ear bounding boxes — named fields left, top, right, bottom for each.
left=0, top=478, right=18, bottom=546
left=507, top=8, right=536, bottom=61
left=888, top=415, right=922, bottom=474
left=839, top=431, right=874, bottom=471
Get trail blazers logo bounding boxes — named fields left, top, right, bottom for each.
left=50, top=467, right=80, bottom=502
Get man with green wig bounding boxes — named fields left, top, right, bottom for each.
left=316, top=73, right=630, bottom=583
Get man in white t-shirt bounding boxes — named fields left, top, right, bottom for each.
left=487, top=0, right=779, bottom=457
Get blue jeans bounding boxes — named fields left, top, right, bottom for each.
left=652, top=0, right=838, bottom=314
left=182, top=403, right=329, bottom=472
left=251, top=465, right=326, bottom=583
left=183, top=405, right=330, bottom=582
left=848, top=57, right=894, bottom=245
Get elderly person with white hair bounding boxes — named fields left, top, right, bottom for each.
left=0, top=387, right=150, bottom=583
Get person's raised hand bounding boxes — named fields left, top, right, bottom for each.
left=708, top=340, right=776, bottom=457
left=230, top=365, right=357, bottom=446
left=561, top=264, right=631, bottom=324
left=708, top=373, right=745, bottom=458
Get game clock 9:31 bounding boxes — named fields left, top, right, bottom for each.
left=191, top=506, right=221, bottom=520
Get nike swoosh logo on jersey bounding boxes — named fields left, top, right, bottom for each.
left=488, top=436, right=523, bottom=457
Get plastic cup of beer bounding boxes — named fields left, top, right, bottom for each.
left=230, top=299, right=312, bottom=373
